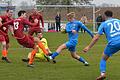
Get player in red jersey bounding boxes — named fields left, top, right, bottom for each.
left=3, top=10, right=50, bottom=67
left=0, top=9, right=13, bottom=63
left=28, top=9, right=44, bottom=35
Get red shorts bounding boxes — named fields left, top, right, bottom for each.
left=28, top=27, right=42, bottom=35
left=0, top=35, right=9, bottom=44
left=17, top=35, right=35, bottom=48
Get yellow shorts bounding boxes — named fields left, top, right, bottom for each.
left=35, top=53, right=46, bottom=60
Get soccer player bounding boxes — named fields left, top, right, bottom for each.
left=28, top=9, right=44, bottom=36
left=22, top=32, right=52, bottom=62
left=83, top=10, right=120, bottom=80
left=3, top=10, right=49, bottom=67
left=49, top=12, right=94, bottom=66
left=0, top=9, right=13, bottom=63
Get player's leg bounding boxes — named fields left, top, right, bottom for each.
left=6, top=43, right=9, bottom=50
left=27, top=45, right=38, bottom=67
left=96, top=53, right=109, bottom=80
left=56, top=23, right=58, bottom=32
left=34, top=37, right=49, bottom=55
left=22, top=52, right=47, bottom=62
left=1, top=41, right=11, bottom=63
left=70, top=47, right=89, bottom=66
left=49, top=43, right=67, bottom=59
left=22, top=52, right=31, bottom=62
left=58, top=23, right=61, bottom=31
left=50, top=41, right=74, bottom=60
left=0, top=35, right=11, bottom=63
left=97, top=44, right=120, bottom=80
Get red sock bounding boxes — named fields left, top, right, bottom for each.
left=28, top=49, right=37, bottom=65
left=37, top=42, right=48, bottom=55
left=2, top=50, right=7, bottom=57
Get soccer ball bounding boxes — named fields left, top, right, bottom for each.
left=61, top=25, right=66, bottom=33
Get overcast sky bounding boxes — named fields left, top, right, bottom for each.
left=12, top=0, right=36, bottom=6
left=92, top=0, right=120, bottom=5
left=11, top=0, right=120, bottom=6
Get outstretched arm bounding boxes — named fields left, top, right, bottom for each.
left=81, top=24, right=94, bottom=38
left=83, top=34, right=100, bottom=53
left=2, top=20, right=13, bottom=27
left=24, top=18, right=38, bottom=27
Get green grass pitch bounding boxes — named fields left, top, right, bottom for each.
left=0, top=32, right=120, bottom=80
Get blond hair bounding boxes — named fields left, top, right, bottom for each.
left=67, top=12, right=75, bottom=18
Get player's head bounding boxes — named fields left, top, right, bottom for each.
left=37, top=32, right=43, bottom=39
left=6, top=9, right=13, bottom=17
left=66, top=12, right=75, bottom=21
left=18, top=10, right=26, bottom=18
left=32, top=8, right=38, bottom=14
left=104, top=10, right=113, bottom=17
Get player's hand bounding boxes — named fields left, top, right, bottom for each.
left=83, top=46, right=90, bottom=53
left=11, top=33, right=14, bottom=37
left=40, top=27, right=44, bottom=32
left=0, top=23, right=2, bottom=27
left=72, top=30, right=77, bottom=34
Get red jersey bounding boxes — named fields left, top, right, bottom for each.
left=0, top=15, right=13, bottom=35
left=3, top=17, right=37, bottom=39
left=29, top=13, right=44, bottom=29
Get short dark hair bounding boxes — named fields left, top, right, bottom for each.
left=18, top=10, right=26, bottom=17
left=104, top=10, right=113, bottom=17
left=6, top=9, right=10, bottom=12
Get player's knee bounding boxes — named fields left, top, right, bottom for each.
left=33, top=45, right=39, bottom=51
left=6, top=44, right=10, bottom=49
left=34, top=37, right=40, bottom=43
left=2, top=42, right=6, bottom=49
left=71, top=54, right=79, bottom=59
left=71, top=54, right=77, bottom=59
left=2, top=41, right=6, bottom=47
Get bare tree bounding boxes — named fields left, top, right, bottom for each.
left=36, top=0, right=93, bottom=5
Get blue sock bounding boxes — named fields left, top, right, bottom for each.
left=100, top=59, right=106, bottom=73
left=79, top=57, right=86, bottom=63
left=51, top=52, right=59, bottom=59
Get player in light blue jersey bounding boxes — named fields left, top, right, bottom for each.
left=49, top=12, right=93, bottom=66
left=83, top=10, right=120, bottom=80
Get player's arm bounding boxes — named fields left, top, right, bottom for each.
left=0, top=17, right=3, bottom=27
left=83, top=34, right=100, bottom=53
left=24, top=18, right=38, bottom=27
left=80, top=23, right=94, bottom=38
left=65, top=24, right=72, bottom=33
left=39, top=14, right=44, bottom=28
left=83, top=23, right=104, bottom=53
left=2, top=20, right=13, bottom=27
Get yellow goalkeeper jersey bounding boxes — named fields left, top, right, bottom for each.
left=36, top=38, right=51, bottom=55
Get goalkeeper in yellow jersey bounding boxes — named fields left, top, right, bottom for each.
left=22, top=33, right=52, bottom=62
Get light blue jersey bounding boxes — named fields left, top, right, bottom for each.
left=65, top=20, right=93, bottom=52
left=98, top=18, right=120, bottom=45
left=98, top=18, right=120, bottom=56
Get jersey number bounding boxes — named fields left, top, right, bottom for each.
left=108, top=21, right=120, bottom=33
left=14, top=22, right=19, bottom=30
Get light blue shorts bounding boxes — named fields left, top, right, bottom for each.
left=65, top=41, right=77, bottom=52
left=104, top=43, right=120, bottom=56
